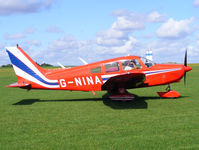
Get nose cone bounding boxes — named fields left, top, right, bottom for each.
left=185, top=66, right=192, bottom=72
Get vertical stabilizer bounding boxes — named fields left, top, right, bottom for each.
left=6, top=45, right=59, bottom=88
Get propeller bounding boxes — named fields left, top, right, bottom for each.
left=184, top=49, right=187, bottom=67
left=183, top=49, right=192, bottom=85
left=184, top=49, right=187, bottom=85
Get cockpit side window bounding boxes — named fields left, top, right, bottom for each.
left=105, top=62, right=119, bottom=73
left=122, top=59, right=142, bottom=70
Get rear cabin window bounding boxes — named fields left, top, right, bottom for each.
left=105, top=62, right=119, bottom=73
left=90, top=66, right=101, bottom=73
left=122, top=59, right=142, bottom=71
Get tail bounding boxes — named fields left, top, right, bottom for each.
left=6, top=45, right=59, bottom=89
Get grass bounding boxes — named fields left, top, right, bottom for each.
left=0, top=64, right=199, bottom=150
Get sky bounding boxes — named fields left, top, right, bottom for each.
left=0, top=0, right=199, bottom=66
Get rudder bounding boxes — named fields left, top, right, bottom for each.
left=6, top=45, right=59, bottom=89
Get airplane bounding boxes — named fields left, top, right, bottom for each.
left=6, top=45, right=192, bottom=100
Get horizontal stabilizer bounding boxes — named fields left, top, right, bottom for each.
left=7, top=82, right=31, bottom=89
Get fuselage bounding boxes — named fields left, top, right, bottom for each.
left=30, top=56, right=188, bottom=91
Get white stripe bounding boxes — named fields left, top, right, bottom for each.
left=101, top=74, right=119, bottom=78
left=13, top=65, right=59, bottom=88
left=6, top=47, right=58, bottom=83
left=144, top=68, right=182, bottom=76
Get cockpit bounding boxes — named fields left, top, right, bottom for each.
left=89, top=56, right=155, bottom=74
left=122, top=59, right=142, bottom=70
left=139, top=57, right=155, bottom=68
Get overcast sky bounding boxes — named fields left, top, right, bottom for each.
left=0, top=0, right=199, bottom=66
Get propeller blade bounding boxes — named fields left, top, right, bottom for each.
left=184, top=72, right=186, bottom=85
left=184, top=49, right=187, bottom=67
left=184, top=49, right=188, bottom=85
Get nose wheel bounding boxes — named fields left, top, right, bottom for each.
left=157, top=84, right=181, bottom=98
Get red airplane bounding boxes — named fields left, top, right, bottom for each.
left=6, top=45, right=192, bottom=100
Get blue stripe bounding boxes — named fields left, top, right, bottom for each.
left=102, top=77, right=109, bottom=81
left=7, top=50, right=58, bottom=86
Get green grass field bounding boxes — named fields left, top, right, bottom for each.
left=0, top=65, right=199, bottom=150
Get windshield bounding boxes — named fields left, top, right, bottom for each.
left=140, top=57, right=155, bottom=68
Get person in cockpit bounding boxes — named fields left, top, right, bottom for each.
left=124, top=60, right=136, bottom=70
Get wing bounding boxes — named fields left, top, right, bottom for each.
left=101, top=73, right=146, bottom=91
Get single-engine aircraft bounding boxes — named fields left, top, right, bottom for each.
left=6, top=45, right=192, bottom=100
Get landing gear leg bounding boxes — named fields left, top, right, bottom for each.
left=108, top=88, right=135, bottom=101
left=166, top=84, right=171, bottom=91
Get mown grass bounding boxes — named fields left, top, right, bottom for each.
left=0, top=64, right=199, bottom=150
